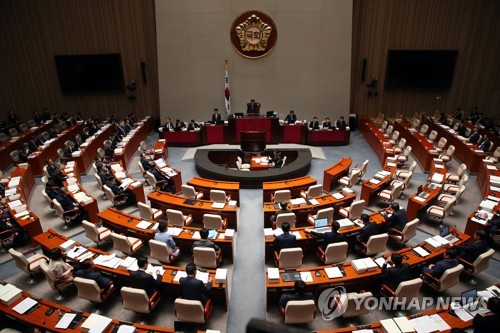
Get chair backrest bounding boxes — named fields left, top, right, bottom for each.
left=442, top=199, right=456, bottom=217
left=454, top=185, right=466, bottom=201
left=437, top=264, right=464, bottom=292
left=137, top=161, right=146, bottom=174
left=419, top=124, right=429, bottom=135
left=394, top=278, right=423, bottom=301
left=306, top=184, right=323, bottom=198
left=397, top=138, right=406, bottom=149
left=324, top=242, right=349, bottom=264
left=385, top=125, right=393, bottom=135
left=391, top=131, right=400, bottom=141
left=166, top=209, right=186, bottom=227
left=203, top=214, right=224, bottom=229
left=74, top=277, right=102, bottom=303
left=412, top=119, right=420, bottom=128
left=57, top=148, right=65, bottom=160
left=41, top=190, right=52, bottom=205
left=0, top=133, right=9, bottom=142
left=236, top=160, right=244, bottom=170
left=111, top=233, right=132, bottom=254
left=471, top=248, right=495, bottom=275
left=437, top=137, right=447, bottom=148
left=457, top=174, right=469, bottom=187
left=456, top=163, right=467, bottom=177
left=315, top=207, right=334, bottom=223
left=8, top=248, right=30, bottom=273
left=281, top=156, right=287, bottom=167
left=343, top=292, right=373, bottom=318
left=42, top=166, right=50, bottom=178
left=103, top=185, right=115, bottom=202
left=10, top=151, right=19, bottom=162
left=149, top=239, right=171, bottom=264
left=381, top=121, right=388, bottom=130
left=284, top=300, right=316, bottom=324
left=275, top=212, right=296, bottom=228
left=347, top=169, right=360, bottom=186
left=82, top=220, right=100, bottom=243
left=19, top=123, right=29, bottom=132
left=493, top=146, right=500, bottom=158
left=42, top=131, right=50, bottom=141
left=390, top=182, right=403, bottom=199
left=358, top=160, right=369, bottom=175
left=41, top=175, right=49, bottom=186
left=97, top=148, right=105, bottom=158
left=403, top=146, right=412, bottom=157
left=348, top=200, right=365, bottom=219
left=174, top=298, right=206, bottom=323
left=428, top=130, right=437, bottom=140
left=145, top=172, right=157, bottom=188
left=464, top=127, right=472, bottom=137
left=365, top=233, right=389, bottom=256
left=9, top=128, right=19, bottom=136
left=278, top=248, right=303, bottom=269
left=39, top=260, right=57, bottom=290
left=94, top=173, right=103, bottom=188
left=28, top=120, right=37, bottom=128
left=210, top=189, right=227, bottom=202
left=138, top=202, right=154, bottom=220
left=445, top=145, right=455, bottom=156
left=193, top=247, right=218, bottom=269
left=181, top=185, right=198, bottom=199
left=273, top=190, right=291, bottom=202
left=401, top=218, right=419, bottom=242
left=52, top=199, right=65, bottom=220
left=121, top=287, right=151, bottom=314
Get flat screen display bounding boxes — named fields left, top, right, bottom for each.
left=385, top=50, right=458, bottom=90
left=54, top=54, right=125, bottom=93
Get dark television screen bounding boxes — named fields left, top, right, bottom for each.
left=54, top=54, right=124, bottom=93
left=385, top=50, right=457, bottom=90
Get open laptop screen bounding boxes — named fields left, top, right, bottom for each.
left=315, top=218, right=328, bottom=228
left=439, top=225, right=450, bottom=238
left=461, top=289, right=477, bottom=306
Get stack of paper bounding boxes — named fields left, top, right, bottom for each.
left=146, top=264, right=165, bottom=279
left=120, top=257, right=138, bottom=270
left=155, top=159, right=166, bottom=168
left=425, top=236, right=448, bottom=251
left=196, top=270, right=209, bottom=283
left=342, top=187, right=354, bottom=195
left=290, top=198, right=307, bottom=207
left=59, top=239, right=76, bottom=252
left=380, top=318, right=402, bottom=332
left=264, top=228, right=274, bottom=239
left=324, top=267, right=343, bottom=279
left=211, top=202, right=225, bottom=209
left=66, top=246, right=87, bottom=259
left=136, top=221, right=151, bottom=229
left=393, top=316, right=415, bottom=333
left=337, top=218, right=354, bottom=230
left=352, top=258, right=377, bottom=273
left=94, top=254, right=121, bottom=269
left=81, top=313, right=113, bottom=333
left=300, top=271, right=313, bottom=282
left=431, top=173, right=444, bottom=183
left=215, top=268, right=227, bottom=283
left=0, top=284, right=22, bottom=305
left=167, top=227, right=183, bottom=236
left=267, top=268, right=280, bottom=282
left=413, top=246, right=430, bottom=257
left=479, top=199, right=496, bottom=212
left=228, top=200, right=237, bottom=207
left=332, top=192, right=344, bottom=200
left=12, top=297, right=38, bottom=314
left=224, top=229, right=235, bottom=239
left=174, top=270, right=188, bottom=282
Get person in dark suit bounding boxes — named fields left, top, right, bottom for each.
left=322, top=117, right=332, bottom=129
left=211, top=108, right=222, bottom=123
left=457, top=120, right=467, bottom=136
left=246, top=99, right=260, bottom=113
left=140, top=154, right=152, bottom=171
left=422, top=247, right=459, bottom=282
left=469, top=129, right=480, bottom=144
left=64, top=142, right=76, bottom=158
left=27, top=139, right=38, bottom=152
left=478, top=134, right=492, bottom=152
left=105, top=177, right=135, bottom=205
left=473, top=297, right=500, bottom=332
left=41, top=108, right=51, bottom=122
left=18, top=144, right=31, bottom=163
left=50, top=165, right=67, bottom=187
left=108, top=112, right=118, bottom=124
left=48, top=127, right=59, bottom=138
left=32, top=110, right=43, bottom=124
left=123, top=118, right=133, bottom=133
left=162, top=117, right=174, bottom=132
left=336, top=116, right=347, bottom=130
left=7, top=110, right=19, bottom=126
left=192, top=228, right=220, bottom=253
left=309, top=117, right=320, bottom=130
left=452, top=108, right=464, bottom=120
left=94, top=156, right=109, bottom=172
left=385, top=202, right=408, bottom=232
left=306, top=221, right=345, bottom=250
left=81, top=128, right=90, bottom=142
left=104, top=142, right=114, bottom=159
left=454, top=231, right=489, bottom=264
left=96, top=166, right=111, bottom=184
left=174, top=119, right=186, bottom=131
left=273, top=222, right=297, bottom=253
left=75, top=259, right=113, bottom=291
left=129, top=257, right=162, bottom=297
left=284, top=110, right=297, bottom=124
left=381, top=253, right=411, bottom=291
left=485, top=209, right=500, bottom=242
left=149, top=168, right=175, bottom=193
left=56, top=189, right=89, bottom=223
left=45, top=180, right=64, bottom=200
left=34, top=134, right=45, bottom=147
left=0, top=208, right=25, bottom=247
left=355, top=214, right=380, bottom=252
left=279, top=280, right=314, bottom=308
left=179, top=262, right=212, bottom=305
left=187, top=119, right=200, bottom=131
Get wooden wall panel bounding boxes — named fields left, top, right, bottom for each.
left=0, top=0, right=159, bottom=123
left=351, top=0, right=500, bottom=120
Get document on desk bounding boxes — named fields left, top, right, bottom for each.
left=192, top=231, right=201, bottom=239
left=196, top=271, right=209, bottom=283
left=309, top=198, right=320, bottom=205
left=454, top=307, right=474, bottom=322
left=117, top=325, right=136, bottom=333
left=428, top=314, right=451, bottom=331
left=332, top=193, right=344, bottom=200
left=324, top=267, right=343, bottom=279
left=7, top=200, right=22, bottom=209
left=211, top=202, right=225, bottom=209
left=55, top=313, right=77, bottom=329
left=410, top=315, right=439, bottom=333
left=167, top=227, right=183, bottom=236
left=12, top=297, right=38, bottom=314
left=292, top=231, right=302, bottom=239
left=136, top=221, right=152, bottom=229
left=413, top=246, right=430, bottom=257
left=300, top=271, right=313, bottom=282
left=174, top=271, right=188, bottom=282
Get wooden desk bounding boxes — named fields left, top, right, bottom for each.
left=251, top=156, right=269, bottom=170
left=307, top=129, right=350, bottom=146
left=263, top=176, right=317, bottom=202
left=358, top=116, right=395, bottom=164
left=71, top=123, right=114, bottom=173
left=109, top=161, right=146, bottom=204
left=202, top=124, right=225, bottom=144
left=98, top=208, right=235, bottom=259
left=323, top=157, right=352, bottom=192
left=162, top=130, right=201, bottom=146
left=148, top=192, right=238, bottom=230
left=393, top=120, right=438, bottom=172
left=263, top=192, right=356, bottom=227
left=153, top=139, right=168, bottom=160
left=425, top=118, right=487, bottom=173
left=114, top=116, right=153, bottom=170
left=265, top=229, right=469, bottom=306
left=407, top=158, right=447, bottom=221
left=27, top=122, right=85, bottom=176
left=187, top=177, right=240, bottom=204
left=360, top=163, right=397, bottom=204
left=282, top=124, right=307, bottom=144
left=5, top=165, right=43, bottom=246
left=34, top=229, right=229, bottom=309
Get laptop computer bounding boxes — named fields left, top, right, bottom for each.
left=313, top=217, right=330, bottom=233
left=439, top=225, right=459, bottom=243
left=460, top=289, right=489, bottom=316
left=281, top=272, right=301, bottom=282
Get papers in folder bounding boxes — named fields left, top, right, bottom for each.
left=12, top=297, right=38, bottom=314
left=332, top=193, right=344, bottom=200
left=136, top=221, right=152, bottom=229
left=324, top=267, right=343, bottom=279
left=55, top=313, right=77, bottom=329
left=413, top=246, right=430, bottom=257
left=211, top=202, right=225, bottom=209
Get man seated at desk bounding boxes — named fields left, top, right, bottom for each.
left=50, top=164, right=67, bottom=187
left=336, top=116, right=347, bottom=130
left=180, top=262, right=212, bottom=305
left=381, top=253, right=411, bottom=291
left=271, top=200, right=291, bottom=224
left=174, top=119, right=186, bottom=131
left=453, top=231, right=489, bottom=264
left=105, top=176, right=136, bottom=205
left=305, top=221, right=345, bottom=250
left=193, top=228, right=222, bottom=266
left=469, top=128, right=481, bottom=144
left=284, top=110, right=297, bottom=124
left=279, top=280, right=314, bottom=309
left=140, top=153, right=153, bottom=172
left=130, top=257, right=162, bottom=297
left=485, top=210, right=500, bottom=242
left=354, top=214, right=381, bottom=252
left=322, top=117, right=332, bottom=129
left=246, top=99, right=260, bottom=114
left=18, top=144, right=32, bottom=163
left=457, top=120, right=467, bottom=137
left=162, top=117, right=174, bottom=132
left=56, top=189, right=90, bottom=224
left=273, top=222, right=297, bottom=253
left=0, top=207, right=25, bottom=247
left=149, top=167, right=175, bottom=193
left=211, top=108, right=222, bottom=123
left=422, top=247, right=459, bottom=283
left=187, top=119, right=200, bottom=131
left=384, top=202, right=408, bottom=234
left=478, top=134, right=492, bottom=152
left=473, top=297, right=500, bottom=332
left=309, top=117, right=320, bottom=130
left=154, top=222, right=180, bottom=258
left=75, top=259, right=114, bottom=293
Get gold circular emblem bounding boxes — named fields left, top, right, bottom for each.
left=230, top=10, right=277, bottom=59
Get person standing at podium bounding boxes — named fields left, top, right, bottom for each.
left=211, top=108, right=222, bottom=123
left=246, top=99, right=260, bottom=113
left=284, top=110, right=297, bottom=124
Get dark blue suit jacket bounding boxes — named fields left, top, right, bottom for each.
left=310, top=230, right=345, bottom=250
left=457, top=240, right=489, bottom=264
left=358, top=222, right=380, bottom=244
left=75, top=269, right=111, bottom=289
left=274, top=233, right=297, bottom=253
left=279, top=292, right=314, bottom=308
left=179, top=275, right=212, bottom=304
left=130, top=269, right=162, bottom=297
left=382, top=263, right=411, bottom=291
left=387, top=209, right=408, bottom=231
left=424, top=258, right=459, bottom=279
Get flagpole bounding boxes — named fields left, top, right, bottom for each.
left=225, top=59, right=231, bottom=116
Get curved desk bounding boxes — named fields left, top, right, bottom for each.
left=360, top=163, right=397, bottom=204
left=109, top=161, right=146, bottom=204
left=262, top=176, right=317, bottom=202
left=323, top=157, right=352, bottom=192
left=187, top=177, right=240, bottom=205
left=148, top=192, right=238, bottom=230
left=358, top=116, right=395, bottom=164
left=71, top=123, right=114, bottom=174
left=114, top=116, right=153, bottom=170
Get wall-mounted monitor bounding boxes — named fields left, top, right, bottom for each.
left=54, top=53, right=125, bottom=94
left=385, top=50, right=458, bottom=90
